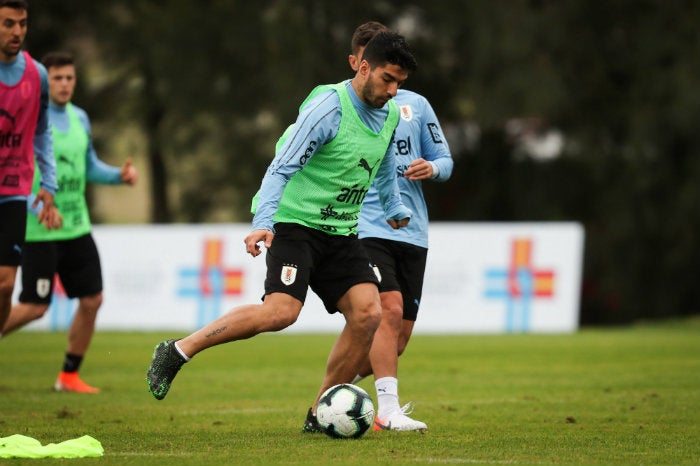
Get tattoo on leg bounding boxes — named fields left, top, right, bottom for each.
left=205, top=326, right=227, bottom=338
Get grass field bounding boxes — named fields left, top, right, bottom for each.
left=1, top=318, right=699, bottom=465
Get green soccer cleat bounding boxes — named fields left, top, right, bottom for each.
left=146, top=339, right=186, bottom=400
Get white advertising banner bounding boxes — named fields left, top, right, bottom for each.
left=16, top=222, right=584, bottom=334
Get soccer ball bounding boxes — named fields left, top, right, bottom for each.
left=316, top=383, right=374, bottom=439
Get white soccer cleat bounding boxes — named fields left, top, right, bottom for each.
left=373, top=402, right=427, bottom=432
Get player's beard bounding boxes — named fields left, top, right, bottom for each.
left=361, top=83, right=390, bottom=109
left=1, top=43, right=21, bottom=60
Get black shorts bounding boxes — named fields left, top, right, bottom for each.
left=264, top=223, right=379, bottom=314
left=0, top=200, right=27, bottom=266
left=19, top=233, right=103, bottom=304
left=361, top=237, right=428, bottom=321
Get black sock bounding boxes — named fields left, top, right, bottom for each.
left=62, top=353, right=83, bottom=373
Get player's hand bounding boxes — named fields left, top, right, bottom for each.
left=34, top=189, right=63, bottom=230
left=245, top=229, right=274, bottom=257
left=121, top=158, right=138, bottom=186
left=386, top=217, right=410, bottom=229
left=403, top=158, right=433, bottom=181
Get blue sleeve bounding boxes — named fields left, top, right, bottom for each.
left=419, top=98, right=453, bottom=182
left=252, top=90, right=340, bottom=231
left=33, top=62, right=58, bottom=194
left=374, top=134, right=412, bottom=221
left=75, top=107, right=122, bottom=184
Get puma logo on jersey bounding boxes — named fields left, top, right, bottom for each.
left=358, top=158, right=379, bottom=181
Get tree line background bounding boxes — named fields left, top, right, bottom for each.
left=24, top=1, right=700, bottom=325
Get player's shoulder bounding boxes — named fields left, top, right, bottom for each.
left=68, top=103, right=91, bottom=128
left=396, top=88, right=428, bottom=105
left=302, top=83, right=341, bottom=114
left=31, top=58, right=49, bottom=80
left=69, top=102, right=88, bottom=117
left=32, top=58, right=47, bottom=73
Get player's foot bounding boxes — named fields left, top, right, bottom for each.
left=373, top=402, right=427, bottom=432
left=147, top=339, right=186, bottom=400
left=54, top=371, right=100, bottom=394
left=301, top=407, right=321, bottom=433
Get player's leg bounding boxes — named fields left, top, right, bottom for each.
left=369, top=290, right=403, bottom=378
left=2, top=301, right=50, bottom=334
left=175, top=224, right=312, bottom=358
left=67, top=293, right=102, bottom=356
left=352, top=238, right=400, bottom=380
left=178, top=292, right=303, bottom=357
left=147, top=292, right=303, bottom=400
left=369, top=290, right=404, bottom=418
left=0, top=266, right=17, bottom=332
left=53, top=235, right=103, bottom=393
left=148, top=223, right=311, bottom=400
left=370, top=240, right=428, bottom=432
left=302, top=236, right=382, bottom=432
left=311, top=282, right=381, bottom=410
left=398, top=318, right=415, bottom=356
left=53, top=292, right=102, bottom=394
left=2, top=239, right=55, bottom=336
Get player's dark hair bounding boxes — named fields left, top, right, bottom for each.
left=351, top=21, right=388, bottom=55
left=0, top=1, right=28, bottom=9
left=41, top=51, right=74, bottom=70
left=361, top=31, right=417, bottom=73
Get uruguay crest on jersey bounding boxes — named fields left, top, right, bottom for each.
left=400, top=104, right=413, bottom=122
left=280, top=264, right=297, bottom=286
left=36, top=278, right=51, bottom=298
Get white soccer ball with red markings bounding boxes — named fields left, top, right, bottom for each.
left=316, top=383, right=374, bottom=439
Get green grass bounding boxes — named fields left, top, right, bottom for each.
left=1, top=318, right=699, bottom=465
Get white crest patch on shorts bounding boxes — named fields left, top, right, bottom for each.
left=372, top=265, right=382, bottom=282
left=281, top=264, right=297, bottom=286
left=400, top=104, right=413, bottom=122
left=36, top=278, right=51, bottom=298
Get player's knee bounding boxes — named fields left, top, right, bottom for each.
left=354, top=300, right=382, bottom=334
left=382, top=302, right=403, bottom=326
left=274, top=306, right=299, bottom=329
left=266, top=302, right=300, bottom=331
left=80, top=293, right=103, bottom=313
left=379, top=291, right=403, bottom=326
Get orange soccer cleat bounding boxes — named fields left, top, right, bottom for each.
left=54, top=371, right=100, bottom=394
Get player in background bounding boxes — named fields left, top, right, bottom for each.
left=1, top=52, right=138, bottom=393
left=146, top=33, right=417, bottom=423
left=0, top=0, right=61, bottom=332
left=353, top=22, right=453, bottom=432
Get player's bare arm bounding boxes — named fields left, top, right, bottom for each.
left=245, top=229, right=274, bottom=257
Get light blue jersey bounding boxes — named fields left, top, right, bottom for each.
left=253, top=81, right=411, bottom=233
left=358, top=89, right=453, bottom=248
left=0, top=52, right=57, bottom=204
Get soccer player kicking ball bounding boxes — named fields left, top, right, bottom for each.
left=146, top=32, right=418, bottom=429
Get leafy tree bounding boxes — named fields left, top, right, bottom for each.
left=23, top=0, right=700, bottom=323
